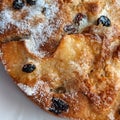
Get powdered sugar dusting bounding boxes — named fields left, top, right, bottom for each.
left=0, top=0, right=60, bottom=57
left=116, top=0, right=120, bottom=6
left=18, top=83, right=37, bottom=96
left=0, top=9, right=13, bottom=33
left=17, top=81, right=44, bottom=96
left=108, top=110, right=115, bottom=120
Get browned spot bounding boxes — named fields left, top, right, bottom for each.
left=0, top=24, right=30, bottom=43
left=12, top=10, right=28, bottom=20
left=55, top=86, right=66, bottom=93
left=81, top=80, right=116, bottom=112
left=40, top=39, right=60, bottom=57
left=0, top=0, right=13, bottom=11
left=85, top=2, right=99, bottom=15
left=113, top=45, right=120, bottom=59
left=61, top=0, right=72, bottom=3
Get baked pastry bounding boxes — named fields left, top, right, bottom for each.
left=0, top=0, right=120, bottom=120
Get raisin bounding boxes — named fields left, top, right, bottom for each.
left=55, top=87, right=66, bottom=94
left=63, top=24, right=77, bottom=34
left=41, top=7, right=46, bottom=14
left=22, top=64, right=36, bottom=73
left=117, top=107, right=120, bottom=115
left=49, top=98, right=69, bottom=114
left=97, top=15, right=111, bottom=27
left=13, top=0, right=25, bottom=10
left=118, top=109, right=120, bottom=115
left=26, top=0, right=36, bottom=5
left=73, top=13, right=86, bottom=25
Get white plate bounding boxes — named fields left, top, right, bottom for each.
left=0, top=63, right=65, bottom=120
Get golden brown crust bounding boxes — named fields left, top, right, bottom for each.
left=1, top=0, right=120, bottom=120
left=1, top=33, right=120, bottom=119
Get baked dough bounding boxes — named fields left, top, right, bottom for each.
left=0, top=0, right=120, bottom=120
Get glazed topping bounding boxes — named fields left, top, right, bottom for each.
left=97, top=15, right=111, bottom=27
left=73, top=13, right=86, bottom=25
left=64, top=24, right=77, bottom=34
left=22, top=64, right=36, bottom=73
left=13, top=0, right=25, bottom=10
left=26, top=0, right=36, bottom=5
left=49, top=98, right=69, bottom=114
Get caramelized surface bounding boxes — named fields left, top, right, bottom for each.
left=0, top=0, right=120, bottom=120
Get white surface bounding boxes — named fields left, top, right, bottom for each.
left=0, top=63, right=65, bottom=120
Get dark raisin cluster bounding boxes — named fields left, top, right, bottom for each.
left=63, top=13, right=86, bottom=34
left=13, top=0, right=37, bottom=10
left=49, top=98, right=69, bottom=114
left=22, top=64, right=36, bottom=73
left=64, top=13, right=111, bottom=34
